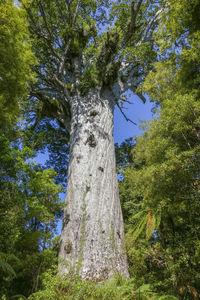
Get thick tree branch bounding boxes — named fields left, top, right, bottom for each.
left=112, top=7, right=165, bottom=102
left=112, top=61, right=144, bottom=94
left=111, top=59, right=147, bottom=112
left=58, top=39, right=72, bottom=77
left=58, top=0, right=80, bottom=78
left=72, top=0, right=80, bottom=25
left=130, top=0, right=143, bottom=34
left=123, top=0, right=143, bottom=45
left=73, top=57, right=81, bottom=96
left=137, top=8, right=165, bottom=46
left=46, top=71, right=71, bottom=100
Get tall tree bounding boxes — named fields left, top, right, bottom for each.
left=23, top=0, right=164, bottom=280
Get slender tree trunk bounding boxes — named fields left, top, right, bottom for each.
left=59, top=89, right=129, bottom=281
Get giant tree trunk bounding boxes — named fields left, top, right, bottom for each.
left=59, top=89, right=129, bottom=281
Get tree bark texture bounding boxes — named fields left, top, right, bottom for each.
left=59, top=89, right=129, bottom=281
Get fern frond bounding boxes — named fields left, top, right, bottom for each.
left=146, top=212, right=156, bottom=240
left=155, top=209, right=162, bottom=229
left=129, top=209, right=147, bottom=221
left=131, top=214, right=148, bottom=241
left=0, top=252, right=16, bottom=281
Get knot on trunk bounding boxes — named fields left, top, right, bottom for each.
left=62, top=213, right=70, bottom=229
left=90, top=110, right=98, bottom=117
left=85, top=134, right=97, bottom=148
left=86, top=185, right=90, bottom=193
left=64, top=239, right=72, bottom=254
left=77, top=154, right=83, bottom=163
left=117, top=230, right=121, bottom=238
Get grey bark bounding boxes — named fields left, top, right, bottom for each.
left=59, top=89, right=129, bottom=280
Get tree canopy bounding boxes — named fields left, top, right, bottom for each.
left=21, top=0, right=163, bottom=132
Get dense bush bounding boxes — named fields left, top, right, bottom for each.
left=27, top=267, right=178, bottom=300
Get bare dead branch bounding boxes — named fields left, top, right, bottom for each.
left=117, top=102, right=137, bottom=125
left=136, top=93, right=146, bottom=103
left=38, top=1, right=52, bottom=39
left=35, top=70, right=57, bottom=87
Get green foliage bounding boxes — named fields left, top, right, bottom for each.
left=0, top=4, right=63, bottom=291
left=28, top=268, right=178, bottom=300
left=120, top=94, right=200, bottom=298
left=0, top=2, right=66, bottom=298
left=156, top=0, right=200, bottom=47
left=115, top=138, right=135, bottom=169
left=80, top=64, right=99, bottom=94
left=119, top=1, right=200, bottom=298
left=23, top=118, right=70, bottom=188
left=0, top=127, right=63, bottom=298
left=142, top=0, right=200, bottom=104
left=0, top=253, right=17, bottom=282
left=0, top=0, right=35, bottom=128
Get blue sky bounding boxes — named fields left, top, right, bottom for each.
left=114, top=94, right=154, bottom=143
